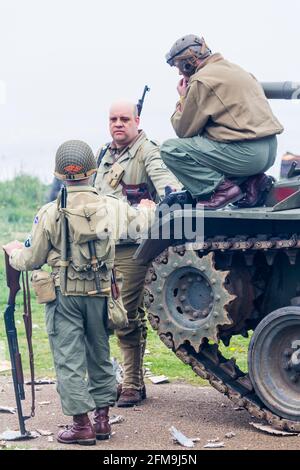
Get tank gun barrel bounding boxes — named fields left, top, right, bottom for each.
left=262, top=82, right=300, bottom=100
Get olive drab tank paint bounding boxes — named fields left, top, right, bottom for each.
left=135, top=82, right=300, bottom=431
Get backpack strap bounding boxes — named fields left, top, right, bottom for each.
left=93, top=143, right=111, bottom=186
left=97, top=143, right=111, bottom=168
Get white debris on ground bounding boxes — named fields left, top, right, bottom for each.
left=169, top=426, right=195, bottom=448
left=225, top=432, right=236, bottom=439
left=109, top=415, right=124, bottom=425
left=204, top=441, right=225, bottom=449
left=36, top=429, right=54, bottom=436
left=25, top=378, right=56, bottom=385
left=0, top=406, right=16, bottom=414
left=149, top=375, right=169, bottom=384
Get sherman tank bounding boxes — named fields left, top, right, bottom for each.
left=135, top=82, right=300, bottom=432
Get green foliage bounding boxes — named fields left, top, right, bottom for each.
left=0, top=174, right=49, bottom=239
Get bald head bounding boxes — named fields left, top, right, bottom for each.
left=109, top=101, right=140, bottom=148
left=110, top=101, right=138, bottom=118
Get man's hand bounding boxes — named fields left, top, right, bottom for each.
left=138, top=199, right=156, bottom=209
left=3, top=240, right=23, bottom=256
left=177, top=78, right=188, bottom=97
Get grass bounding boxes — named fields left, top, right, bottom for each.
left=0, top=175, right=250, bottom=386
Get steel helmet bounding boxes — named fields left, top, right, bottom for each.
left=54, top=140, right=97, bottom=181
left=166, top=34, right=211, bottom=67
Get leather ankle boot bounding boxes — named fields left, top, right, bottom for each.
left=196, top=179, right=243, bottom=210
left=235, top=173, right=274, bottom=208
left=57, top=413, right=96, bottom=446
left=117, top=383, right=147, bottom=401
left=93, top=406, right=111, bottom=440
left=117, top=388, right=141, bottom=407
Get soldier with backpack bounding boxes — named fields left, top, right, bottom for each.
left=4, top=140, right=155, bottom=446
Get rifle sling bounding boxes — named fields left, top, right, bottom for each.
left=22, top=272, right=35, bottom=417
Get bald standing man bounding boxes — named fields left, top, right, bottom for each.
left=94, top=101, right=181, bottom=407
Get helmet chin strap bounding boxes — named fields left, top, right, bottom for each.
left=175, top=52, right=201, bottom=77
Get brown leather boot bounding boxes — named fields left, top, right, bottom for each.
left=57, top=413, right=96, bottom=446
left=93, top=407, right=111, bottom=440
left=117, top=383, right=147, bottom=401
left=196, top=179, right=243, bottom=210
left=117, top=388, right=141, bottom=407
left=235, top=173, right=274, bottom=208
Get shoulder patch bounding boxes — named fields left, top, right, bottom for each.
left=34, top=215, right=39, bottom=224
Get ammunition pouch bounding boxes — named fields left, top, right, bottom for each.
left=66, top=263, right=112, bottom=296
left=121, top=182, right=152, bottom=206
left=107, top=162, right=125, bottom=189
left=107, top=295, right=128, bottom=330
left=31, top=269, right=56, bottom=304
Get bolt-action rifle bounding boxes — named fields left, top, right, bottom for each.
left=137, top=85, right=150, bottom=117
left=60, top=186, right=69, bottom=294
left=2, top=251, right=35, bottom=440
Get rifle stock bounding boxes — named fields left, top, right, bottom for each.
left=4, top=251, right=21, bottom=304
left=3, top=251, right=28, bottom=436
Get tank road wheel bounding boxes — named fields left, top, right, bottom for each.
left=248, top=307, right=300, bottom=421
left=147, top=248, right=234, bottom=352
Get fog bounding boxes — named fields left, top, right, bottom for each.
left=0, top=0, right=299, bottom=182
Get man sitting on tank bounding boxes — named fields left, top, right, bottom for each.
left=160, top=34, right=284, bottom=210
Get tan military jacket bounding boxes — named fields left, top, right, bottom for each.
left=171, top=54, right=284, bottom=142
left=10, top=186, right=155, bottom=295
left=94, top=130, right=181, bottom=201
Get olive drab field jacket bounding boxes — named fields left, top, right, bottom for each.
left=94, top=130, right=181, bottom=202
left=171, top=54, right=284, bottom=142
left=10, top=186, right=155, bottom=296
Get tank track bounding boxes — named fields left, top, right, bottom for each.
left=145, top=233, right=300, bottom=433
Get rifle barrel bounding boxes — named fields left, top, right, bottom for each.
left=4, top=306, right=27, bottom=436
left=60, top=186, right=68, bottom=294
left=137, top=85, right=150, bottom=117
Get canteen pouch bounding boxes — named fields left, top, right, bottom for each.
left=31, top=269, right=56, bottom=304
left=107, top=295, right=128, bottom=330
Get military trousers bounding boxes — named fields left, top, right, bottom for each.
left=114, top=244, right=149, bottom=390
left=45, top=290, right=116, bottom=416
left=161, top=135, right=277, bottom=198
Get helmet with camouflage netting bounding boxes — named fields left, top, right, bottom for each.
left=54, top=140, right=97, bottom=181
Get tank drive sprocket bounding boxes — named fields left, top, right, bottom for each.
left=146, top=248, right=235, bottom=351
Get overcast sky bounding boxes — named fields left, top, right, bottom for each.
left=0, top=0, right=299, bottom=182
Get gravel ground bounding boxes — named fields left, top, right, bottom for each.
left=0, top=376, right=299, bottom=451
